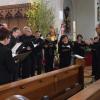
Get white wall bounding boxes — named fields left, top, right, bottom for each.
left=49, top=0, right=97, bottom=39
left=72, top=0, right=96, bottom=39
left=47, top=0, right=97, bottom=39
left=46, top=0, right=64, bottom=31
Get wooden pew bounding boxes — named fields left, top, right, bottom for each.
left=68, top=80, right=100, bottom=100
left=0, top=59, right=84, bottom=100
left=75, top=58, right=85, bottom=67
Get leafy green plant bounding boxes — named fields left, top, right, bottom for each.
left=26, top=0, right=55, bottom=36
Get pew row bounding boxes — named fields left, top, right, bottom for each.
left=0, top=65, right=84, bottom=100
left=68, top=80, right=100, bottom=100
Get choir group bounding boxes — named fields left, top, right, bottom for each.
left=0, top=23, right=100, bottom=85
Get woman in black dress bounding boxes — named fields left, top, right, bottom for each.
left=44, top=26, right=57, bottom=72
left=0, top=28, right=16, bottom=85
left=73, top=34, right=85, bottom=57
left=58, top=35, right=72, bottom=68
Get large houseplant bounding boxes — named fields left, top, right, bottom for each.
left=26, top=0, right=55, bottom=36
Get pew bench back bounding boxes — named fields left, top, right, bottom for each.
left=0, top=65, right=84, bottom=100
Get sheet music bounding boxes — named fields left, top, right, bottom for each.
left=32, top=41, right=38, bottom=48
left=13, top=51, right=31, bottom=63
left=34, top=44, right=38, bottom=48
left=12, top=53, right=17, bottom=57
left=11, top=42, right=22, bottom=54
left=74, top=54, right=84, bottom=59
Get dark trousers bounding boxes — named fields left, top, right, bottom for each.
left=34, top=54, right=42, bottom=75
left=94, top=65, right=100, bottom=80
left=92, top=54, right=97, bottom=76
left=92, top=55, right=100, bottom=80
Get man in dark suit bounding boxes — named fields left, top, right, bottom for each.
left=73, top=34, right=86, bottom=57
left=19, top=26, right=35, bottom=78
left=7, top=27, right=22, bottom=49
left=91, top=37, right=99, bottom=76
left=33, top=31, right=44, bottom=75
left=0, top=27, right=16, bottom=85
left=94, top=24, right=100, bottom=80
left=7, top=27, right=23, bottom=79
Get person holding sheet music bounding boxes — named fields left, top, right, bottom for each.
left=7, top=27, right=23, bottom=79
left=33, top=31, right=44, bottom=75
left=91, top=37, right=99, bottom=77
left=92, top=24, right=100, bottom=80
left=7, top=27, right=22, bottom=49
left=19, top=26, right=35, bottom=79
left=0, top=27, right=16, bottom=85
left=58, top=35, right=72, bottom=68
left=73, top=34, right=86, bottom=57
left=44, top=26, right=57, bottom=72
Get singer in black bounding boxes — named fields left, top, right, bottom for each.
left=7, top=27, right=22, bottom=49
left=91, top=37, right=99, bottom=76
left=44, top=26, right=57, bottom=72
left=58, top=35, right=72, bottom=68
left=93, top=24, right=100, bottom=80
left=33, top=31, right=44, bottom=75
left=0, top=28, right=16, bottom=85
left=19, top=26, right=35, bottom=79
left=73, top=34, right=86, bottom=57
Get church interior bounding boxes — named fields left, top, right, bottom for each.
left=0, top=0, right=100, bottom=100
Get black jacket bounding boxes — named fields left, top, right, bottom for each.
left=73, top=41, right=86, bottom=57
left=33, top=38, right=44, bottom=55
left=44, top=39, right=57, bottom=56
left=17, top=35, right=35, bottom=54
left=7, top=35, right=19, bottom=49
left=0, top=43, right=16, bottom=85
left=58, top=42, right=72, bottom=67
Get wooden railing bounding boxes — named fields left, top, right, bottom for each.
left=0, top=59, right=84, bottom=100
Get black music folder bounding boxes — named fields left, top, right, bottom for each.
left=13, top=51, right=31, bottom=63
